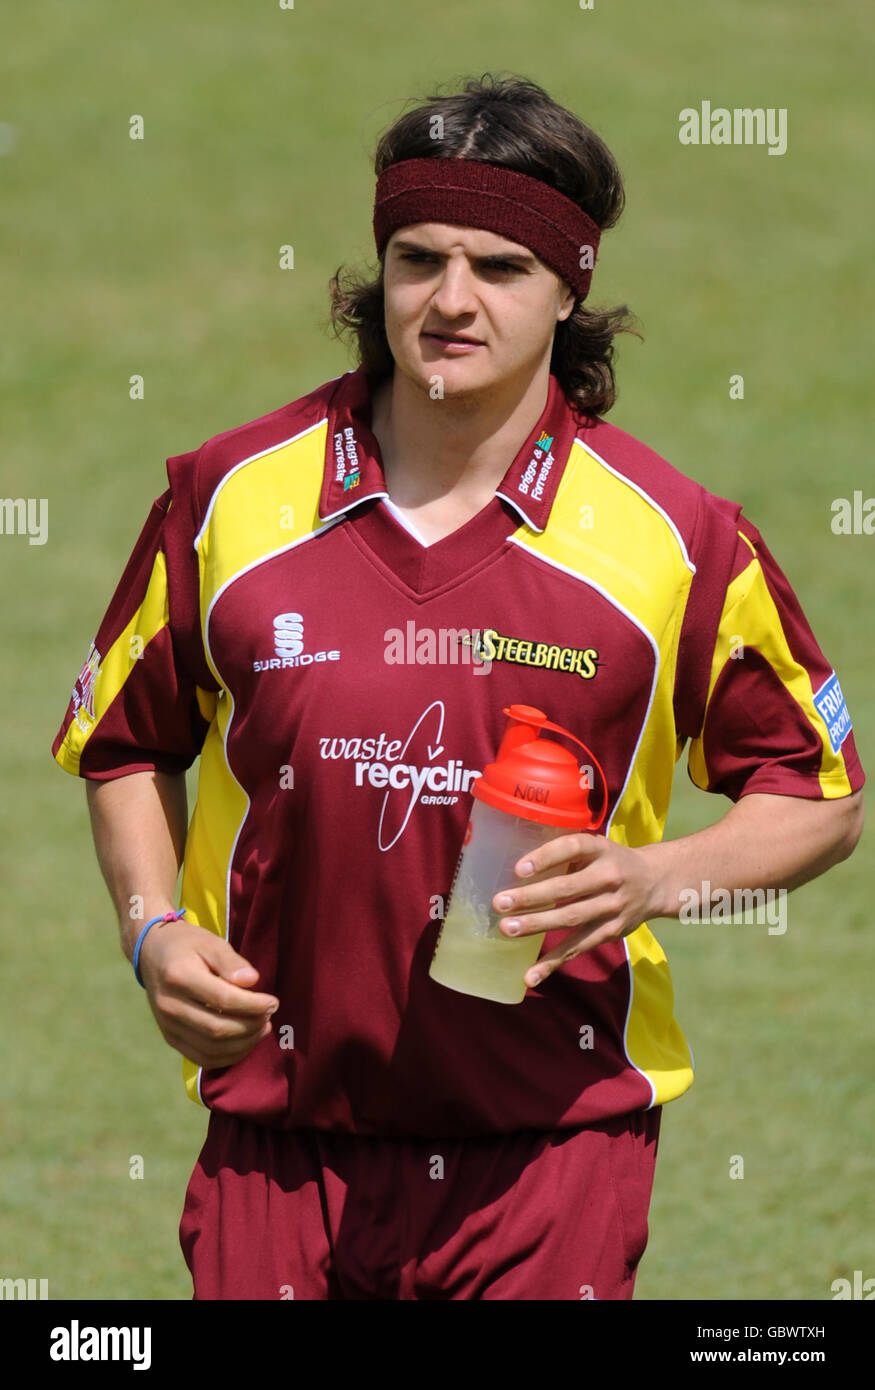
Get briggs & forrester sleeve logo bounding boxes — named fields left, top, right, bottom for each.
left=71, top=642, right=102, bottom=731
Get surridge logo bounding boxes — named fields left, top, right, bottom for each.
left=462, top=627, right=600, bottom=680
left=253, top=612, right=341, bottom=673
left=274, top=612, right=304, bottom=659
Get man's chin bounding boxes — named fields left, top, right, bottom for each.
left=404, top=351, right=495, bottom=400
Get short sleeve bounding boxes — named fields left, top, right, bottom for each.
left=51, top=452, right=219, bottom=781
left=685, top=517, right=864, bottom=802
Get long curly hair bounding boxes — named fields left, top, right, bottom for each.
left=326, top=73, right=641, bottom=421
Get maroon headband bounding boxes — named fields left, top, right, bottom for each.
left=373, top=157, right=601, bottom=300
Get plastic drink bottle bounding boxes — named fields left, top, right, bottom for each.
left=429, top=704, right=607, bottom=1004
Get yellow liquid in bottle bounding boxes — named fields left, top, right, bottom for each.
left=428, top=908, right=545, bottom=1004
left=429, top=803, right=569, bottom=1005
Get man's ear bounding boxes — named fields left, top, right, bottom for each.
left=557, top=280, right=577, bottom=321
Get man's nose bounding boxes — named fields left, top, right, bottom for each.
left=430, top=261, right=479, bottom=320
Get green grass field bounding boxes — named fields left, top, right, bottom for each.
left=1, top=0, right=872, bottom=1300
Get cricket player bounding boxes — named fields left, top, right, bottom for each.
left=51, top=75, right=864, bottom=1300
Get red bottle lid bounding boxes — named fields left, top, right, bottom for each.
left=472, top=705, right=608, bottom=829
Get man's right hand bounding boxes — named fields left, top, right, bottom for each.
left=135, top=918, right=280, bottom=1070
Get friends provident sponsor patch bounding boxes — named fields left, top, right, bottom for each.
left=813, top=671, right=852, bottom=753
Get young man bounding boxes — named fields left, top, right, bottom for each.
left=51, top=75, right=864, bottom=1301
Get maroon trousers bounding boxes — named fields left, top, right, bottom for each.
left=180, top=1107, right=661, bottom=1301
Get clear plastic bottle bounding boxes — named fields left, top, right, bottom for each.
left=429, top=705, right=607, bottom=1004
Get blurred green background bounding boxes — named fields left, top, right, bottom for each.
left=1, top=0, right=872, bottom=1301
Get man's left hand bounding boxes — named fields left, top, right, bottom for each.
left=491, top=834, right=662, bottom=987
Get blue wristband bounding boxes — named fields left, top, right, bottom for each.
left=133, top=910, right=187, bottom=987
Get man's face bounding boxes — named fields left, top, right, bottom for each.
left=381, top=222, right=576, bottom=398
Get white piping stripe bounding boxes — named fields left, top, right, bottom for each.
left=509, top=534, right=670, bottom=1106
left=204, top=519, right=345, bottom=657
left=621, top=936, right=659, bottom=1109
left=507, top=534, right=660, bottom=839
left=195, top=519, right=343, bottom=1109
left=194, top=417, right=328, bottom=551
left=321, top=488, right=388, bottom=524
left=494, top=489, right=544, bottom=533
left=380, top=496, right=431, bottom=547
left=572, top=437, right=696, bottom=575
left=192, top=675, right=247, bottom=1111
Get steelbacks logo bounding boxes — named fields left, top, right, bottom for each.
left=461, top=627, right=600, bottom=680
left=253, top=613, right=341, bottom=673
left=318, top=700, right=481, bottom=851
left=72, top=642, right=101, bottom=732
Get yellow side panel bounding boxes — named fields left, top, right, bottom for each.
left=183, top=429, right=327, bottom=1103
left=180, top=691, right=249, bottom=1105
left=688, top=550, right=855, bottom=798
left=531, top=440, right=693, bottom=642
left=197, top=424, right=330, bottom=683
left=54, top=551, right=170, bottom=774
left=514, top=440, right=693, bottom=849
left=517, top=445, right=698, bottom=1099
left=625, top=926, right=695, bottom=1103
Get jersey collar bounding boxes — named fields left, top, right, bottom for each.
left=318, top=366, right=580, bottom=533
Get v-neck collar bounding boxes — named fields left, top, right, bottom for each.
left=318, top=365, right=581, bottom=537
left=344, top=491, right=524, bottom=599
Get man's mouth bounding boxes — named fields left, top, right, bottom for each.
left=422, top=331, right=484, bottom=345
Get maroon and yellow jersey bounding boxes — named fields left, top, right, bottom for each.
left=51, top=368, right=864, bottom=1135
